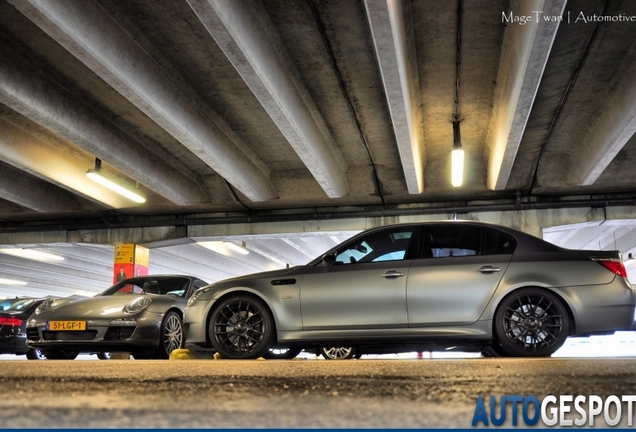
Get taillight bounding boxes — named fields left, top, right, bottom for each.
left=0, top=316, right=23, bottom=326
left=596, top=260, right=628, bottom=278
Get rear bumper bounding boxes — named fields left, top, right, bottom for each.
left=555, top=279, right=636, bottom=336
left=0, top=333, right=29, bottom=354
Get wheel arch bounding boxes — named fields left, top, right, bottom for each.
left=492, top=285, right=577, bottom=337
left=165, top=306, right=183, bottom=320
left=204, top=289, right=278, bottom=347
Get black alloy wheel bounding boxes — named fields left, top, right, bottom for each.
left=319, top=347, right=356, bottom=360
left=264, top=347, right=303, bottom=360
left=495, top=288, right=569, bottom=357
left=154, top=311, right=184, bottom=359
left=209, top=295, right=273, bottom=359
left=26, top=348, right=47, bottom=360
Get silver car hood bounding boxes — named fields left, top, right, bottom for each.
left=214, top=266, right=303, bottom=288
left=33, top=295, right=150, bottom=321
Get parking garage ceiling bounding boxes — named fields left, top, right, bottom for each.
left=2, top=0, right=636, bottom=297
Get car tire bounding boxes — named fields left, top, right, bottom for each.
left=26, top=348, right=47, bottom=360
left=43, top=350, right=78, bottom=360
left=97, top=352, right=111, bottom=360
left=495, top=288, right=569, bottom=357
left=153, top=311, right=184, bottom=359
left=209, top=295, right=274, bottom=359
left=319, top=347, right=356, bottom=360
left=264, top=347, right=303, bottom=360
left=480, top=344, right=508, bottom=358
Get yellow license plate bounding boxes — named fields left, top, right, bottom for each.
left=47, top=321, right=86, bottom=331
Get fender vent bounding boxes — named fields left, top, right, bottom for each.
left=271, top=279, right=296, bottom=286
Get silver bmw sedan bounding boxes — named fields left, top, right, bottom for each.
left=184, top=221, right=636, bottom=359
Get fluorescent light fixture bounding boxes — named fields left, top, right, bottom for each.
left=223, top=241, right=249, bottom=255
left=0, top=278, right=27, bottom=286
left=198, top=241, right=249, bottom=256
left=198, top=241, right=226, bottom=255
left=451, top=148, right=464, bottom=187
left=86, top=158, right=146, bottom=203
left=451, top=121, right=464, bottom=187
left=0, top=248, right=64, bottom=262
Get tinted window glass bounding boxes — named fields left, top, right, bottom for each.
left=424, top=225, right=481, bottom=258
left=5, top=299, right=37, bottom=311
left=194, top=279, right=208, bottom=290
left=335, top=228, right=415, bottom=264
left=103, top=277, right=190, bottom=297
left=483, top=227, right=516, bottom=255
left=422, top=225, right=516, bottom=258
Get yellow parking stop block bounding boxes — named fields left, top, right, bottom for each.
left=169, top=349, right=216, bottom=360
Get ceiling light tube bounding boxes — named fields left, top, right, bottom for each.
left=198, top=241, right=250, bottom=256
left=0, top=248, right=64, bottom=262
left=0, top=278, right=27, bottom=286
left=86, top=158, right=146, bottom=203
left=223, top=241, right=249, bottom=255
left=451, top=121, right=464, bottom=187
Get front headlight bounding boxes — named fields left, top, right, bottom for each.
left=34, top=299, right=56, bottom=315
left=187, top=286, right=214, bottom=307
left=123, top=296, right=152, bottom=314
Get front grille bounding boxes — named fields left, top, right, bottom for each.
left=43, top=330, right=98, bottom=341
left=26, top=328, right=39, bottom=341
left=104, top=326, right=135, bottom=341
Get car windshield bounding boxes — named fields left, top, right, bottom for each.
left=3, top=299, right=37, bottom=311
left=101, top=277, right=190, bottom=298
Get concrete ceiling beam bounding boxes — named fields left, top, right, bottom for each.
left=0, top=262, right=106, bottom=292
left=187, top=0, right=349, bottom=198
left=163, top=244, right=268, bottom=278
left=486, top=0, right=566, bottom=190
left=0, top=48, right=208, bottom=207
left=0, top=117, right=131, bottom=209
left=364, top=0, right=424, bottom=194
left=567, top=58, right=636, bottom=185
left=11, top=0, right=276, bottom=202
left=0, top=162, right=83, bottom=213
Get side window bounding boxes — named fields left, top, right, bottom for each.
left=423, top=225, right=481, bottom=258
left=335, top=228, right=415, bottom=264
left=482, top=228, right=516, bottom=255
left=193, top=279, right=208, bottom=290
left=422, top=225, right=517, bottom=258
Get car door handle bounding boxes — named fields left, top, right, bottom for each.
left=381, top=270, right=405, bottom=278
left=476, top=266, right=501, bottom=273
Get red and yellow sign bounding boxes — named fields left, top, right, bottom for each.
left=113, top=244, right=149, bottom=283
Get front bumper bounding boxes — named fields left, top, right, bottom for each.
left=183, top=300, right=214, bottom=345
left=26, top=317, right=161, bottom=352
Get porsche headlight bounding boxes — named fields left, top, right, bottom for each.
left=123, top=296, right=152, bottom=314
left=34, top=299, right=55, bottom=315
left=187, top=286, right=213, bottom=307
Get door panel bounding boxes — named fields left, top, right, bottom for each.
left=300, top=261, right=410, bottom=330
left=407, top=254, right=511, bottom=326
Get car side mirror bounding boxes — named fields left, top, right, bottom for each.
left=355, top=244, right=368, bottom=254
left=322, top=252, right=336, bottom=266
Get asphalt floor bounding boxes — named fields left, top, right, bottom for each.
left=1, top=356, right=636, bottom=428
